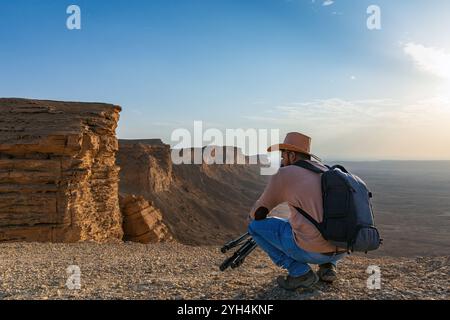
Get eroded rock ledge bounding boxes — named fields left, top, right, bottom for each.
left=0, top=98, right=123, bottom=242
left=119, top=194, right=173, bottom=243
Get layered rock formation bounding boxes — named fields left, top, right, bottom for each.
left=119, top=194, right=173, bottom=243
left=118, top=139, right=173, bottom=195
left=0, top=98, right=123, bottom=242
left=117, top=140, right=268, bottom=245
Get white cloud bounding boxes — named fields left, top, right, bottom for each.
left=244, top=97, right=450, bottom=129
left=403, top=42, right=450, bottom=80
left=244, top=97, right=450, bottom=160
left=323, top=0, right=334, bottom=6
left=246, top=98, right=393, bottom=124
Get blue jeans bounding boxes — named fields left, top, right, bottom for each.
left=248, top=217, right=345, bottom=277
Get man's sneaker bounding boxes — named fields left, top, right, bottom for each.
left=276, top=270, right=319, bottom=290
left=317, top=263, right=337, bottom=283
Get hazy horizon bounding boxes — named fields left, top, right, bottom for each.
left=132, top=137, right=450, bottom=162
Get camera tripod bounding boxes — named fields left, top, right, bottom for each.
left=219, top=233, right=257, bottom=271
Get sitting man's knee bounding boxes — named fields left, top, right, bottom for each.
left=248, top=218, right=270, bottom=236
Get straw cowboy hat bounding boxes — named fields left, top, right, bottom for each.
left=268, top=132, right=321, bottom=161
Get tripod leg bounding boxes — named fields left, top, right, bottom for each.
left=220, top=238, right=252, bottom=271
left=219, top=237, right=258, bottom=271
left=221, top=233, right=250, bottom=253
left=230, top=240, right=257, bottom=269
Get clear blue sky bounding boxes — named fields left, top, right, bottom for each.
left=1, top=0, right=449, bottom=160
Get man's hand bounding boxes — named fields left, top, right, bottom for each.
left=254, top=207, right=269, bottom=221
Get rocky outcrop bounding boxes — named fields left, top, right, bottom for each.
left=117, top=139, right=173, bottom=195
left=0, top=98, right=123, bottom=242
left=119, top=194, right=173, bottom=243
left=117, top=140, right=268, bottom=245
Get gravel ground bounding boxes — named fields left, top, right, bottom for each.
left=0, top=242, right=448, bottom=300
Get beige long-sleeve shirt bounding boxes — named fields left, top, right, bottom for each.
left=249, top=160, right=341, bottom=253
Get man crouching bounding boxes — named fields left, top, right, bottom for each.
left=248, top=132, right=347, bottom=290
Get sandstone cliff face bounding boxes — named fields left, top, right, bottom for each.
left=118, top=140, right=267, bottom=245
left=0, top=98, right=123, bottom=242
left=119, top=194, right=173, bottom=243
left=118, top=139, right=173, bottom=195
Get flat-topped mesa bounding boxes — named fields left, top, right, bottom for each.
left=173, top=145, right=250, bottom=165
left=119, top=139, right=165, bottom=146
left=202, top=146, right=248, bottom=165
left=0, top=98, right=123, bottom=242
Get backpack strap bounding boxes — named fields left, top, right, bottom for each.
left=293, top=206, right=324, bottom=234
left=293, top=160, right=326, bottom=174
left=292, top=161, right=327, bottom=234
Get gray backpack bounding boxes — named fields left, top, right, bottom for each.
left=293, top=160, right=382, bottom=253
